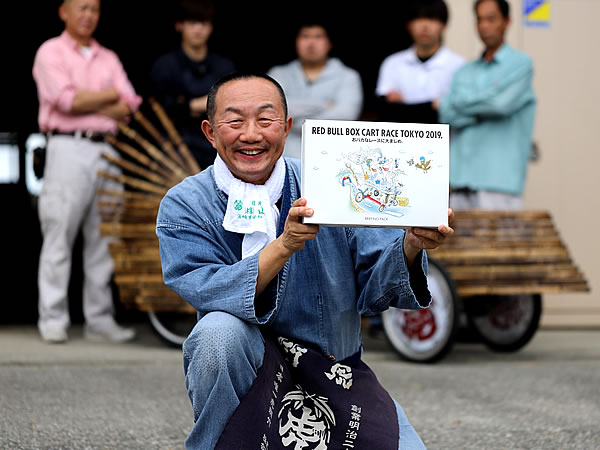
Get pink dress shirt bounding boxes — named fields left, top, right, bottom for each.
left=32, top=31, right=142, bottom=134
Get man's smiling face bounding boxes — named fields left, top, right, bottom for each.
left=202, top=77, right=292, bottom=185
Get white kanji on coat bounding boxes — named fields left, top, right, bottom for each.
left=278, top=337, right=308, bottom=368
left=278, top=386, right=336, bottom=450
left=324, top=363, right=353, bottom=390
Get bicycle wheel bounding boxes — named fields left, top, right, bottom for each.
left=148, top=311, right=197, bottom=347
left=382, top=258, right=460, bottom=363
left=466, top=294, right=542, bottom=352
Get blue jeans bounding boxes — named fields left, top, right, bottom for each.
left=182, top=311, right=426, bottom=449
left=182, top=311, right=264, bottom=449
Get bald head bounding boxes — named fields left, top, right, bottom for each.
left=60, top=0, right=101, bottom=45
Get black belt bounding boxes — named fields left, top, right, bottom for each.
left=451, top=187, right=477, bottom=194
left=47, top=130, right=108, bottom=142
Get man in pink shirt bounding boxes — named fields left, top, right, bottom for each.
left=32, top=0, right=142, bottom=343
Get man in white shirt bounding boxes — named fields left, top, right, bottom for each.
left=375, top=0, right=464, bottom=124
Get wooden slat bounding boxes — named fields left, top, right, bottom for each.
left=115, top=273, right=165, bottom=285
left=447, top=264, right=584, bottom=282
left=97, top=188, right=164, bottom=202
left=424, top=209, right=591, bottom=296
left=100, top=223, right=157, bottom=238
left=457, top=282, right=590, bottom=296
left=452, top=210, right=551, bottom=220
left=431, top=247, right=571, bottom=265
left=438, top=237, right=564, bottom=249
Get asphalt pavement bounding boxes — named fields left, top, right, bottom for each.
left=1, top=323, right=599, bottom=449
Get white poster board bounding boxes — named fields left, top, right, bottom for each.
left=301, top=119, right=449, bottom=228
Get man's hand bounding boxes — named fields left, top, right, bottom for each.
left=256, top=198, right=319, bottom=296
left=403, top=208, right=455, bottom=267
left=190, top=95, right=208, bottom=117
left=280, top=198, right=320, bottom=255
left=386, top=91, right=404, bottom=103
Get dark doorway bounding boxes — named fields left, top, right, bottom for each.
left=0, top=1, right=412, bottom=324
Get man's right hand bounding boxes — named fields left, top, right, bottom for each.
left=279, top=198, right=320, bottom=256
left=386, top=91, right=404, bottom=103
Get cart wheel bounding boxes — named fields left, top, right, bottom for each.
left=466, top=294, right=541, bottom=352
left=374, top=189, right=380, bottom=196
left=355, top=191, right=364, bottom=202
left=148, top=311, right=197, bottom=347
left=378, top=205, right=385, bottom=212
left=382, top=258, right=460, bottom=363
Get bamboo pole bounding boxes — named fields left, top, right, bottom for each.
left=117, top=122, right=188, bottom=180
left=97, top=170, right=168, bottom=196
left=148, top=97, right=201, bottom=174
left=132, top=110, right=187, bottom=169
left=96, top=188, right=163, bottom=202
left=105, top=135, right=180, bottom=184
left=101, top=153, right=172, bottom=188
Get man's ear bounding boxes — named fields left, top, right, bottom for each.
left=59, top=4, right=67, bottom=22
left=175, top=21, right=183, bottom=33
left=284, top=116, right=293, bottom=139
left=201, top=120, right=217, bottom=149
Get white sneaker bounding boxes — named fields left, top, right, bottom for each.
left=84, top=322, right=136, bottom=343
left=40, top=326, right=68, bottom=344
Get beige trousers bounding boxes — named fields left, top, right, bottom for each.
left=37, top=135, right=121, bottom=334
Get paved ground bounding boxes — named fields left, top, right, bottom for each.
left=1, top=323, right=599, bottom=449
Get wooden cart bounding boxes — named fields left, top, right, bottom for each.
left=99, top=106, right=590, bottom=352
left=381, top=210, right=590, bottom=362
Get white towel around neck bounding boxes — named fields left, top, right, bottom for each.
left=213, top=155, right=285, bottom=259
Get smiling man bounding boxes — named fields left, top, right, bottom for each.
left=156, top=72, right=453, bottom=449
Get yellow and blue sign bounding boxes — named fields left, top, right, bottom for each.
left=524, top=0, right=551, bottom=27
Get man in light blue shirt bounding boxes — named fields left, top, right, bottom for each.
left=439, top=0, right=536, bottom=209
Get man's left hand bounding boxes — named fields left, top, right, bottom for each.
left=403, top=208, right=455, bottom=266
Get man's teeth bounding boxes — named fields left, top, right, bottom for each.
left=240, top=150, right=263, bottom=155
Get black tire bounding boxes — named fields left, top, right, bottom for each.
left=465, top=294, right=542, bottom=352
left=382, top=258, right=460, bottom=363
left=148, top=311, right=197, bottom=347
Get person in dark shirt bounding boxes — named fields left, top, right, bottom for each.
left=151, top=0, right=235, bottom=170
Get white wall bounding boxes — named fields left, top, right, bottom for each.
left=445, top=0, right=600, bottom=327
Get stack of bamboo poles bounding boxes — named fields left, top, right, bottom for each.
left=98, top=99, right=198, bottom=314
left=428, top=210, right=589, bottom=297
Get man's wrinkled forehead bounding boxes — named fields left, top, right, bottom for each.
left=216, top=79, right=285, bottom=115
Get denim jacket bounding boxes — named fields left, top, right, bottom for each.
left=156, top=158, right=431, bottom=360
